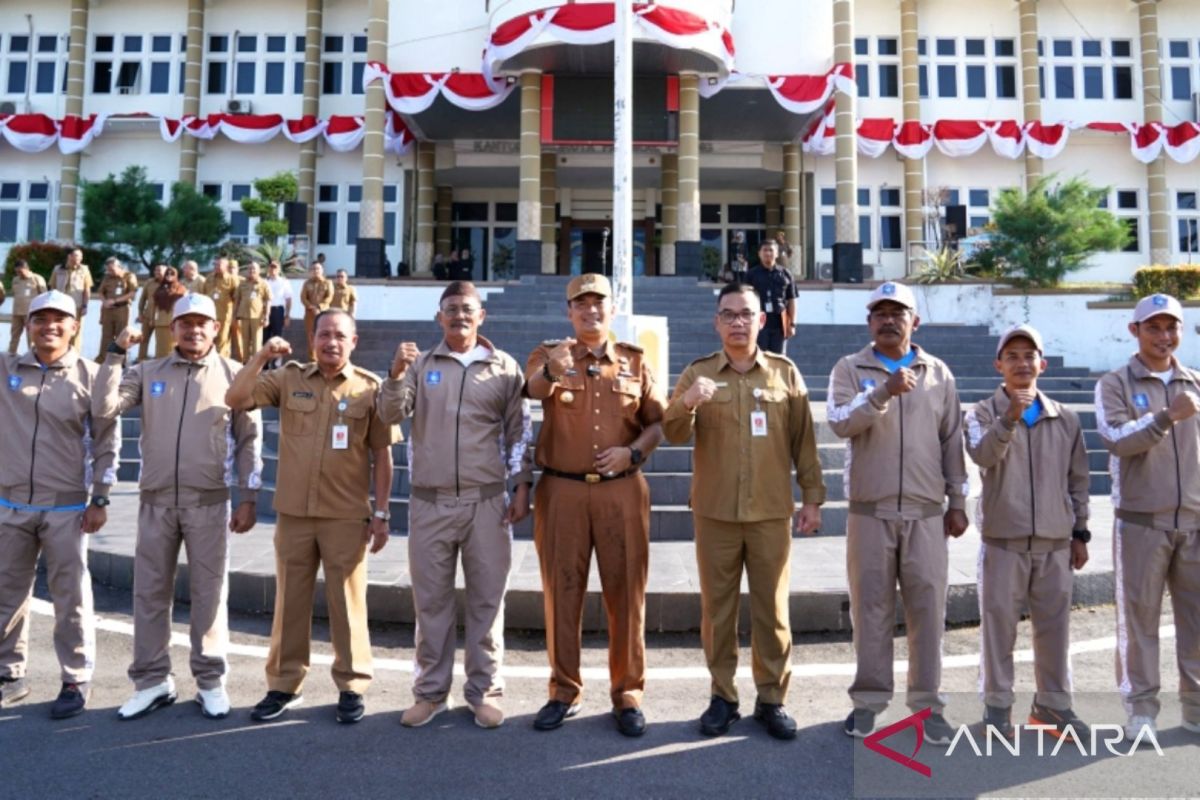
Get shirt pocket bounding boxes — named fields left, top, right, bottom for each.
left=340, top=396, right=372, bottom=440
left=697, top=385, right=736, bottom=428
left=612, top=378, right=642, bottom=417
left=283, top=394, right=318, bottom=437
left=552, top=376, right=587, bottom=415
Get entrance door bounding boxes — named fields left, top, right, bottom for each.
left=565, top=221, right=649, bottom=276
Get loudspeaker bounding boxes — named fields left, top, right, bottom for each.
left=355, top=238, right=387, bottom=277
left=832, top=242, right=864, bottom=283
left=284, top=201, right=307, bottom=236
left=945, top=204, right=967, bottom=242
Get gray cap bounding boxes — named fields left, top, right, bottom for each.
left=28, top=290, right=77, bottom=318
left=866, top=281, right=917, bottom=310
left=995, top=324, right=1044, bottom=357
left=172, top=293, right=218, bottom=322
left=1132, top=293, right=1184, bottom=324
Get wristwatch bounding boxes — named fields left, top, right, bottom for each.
left=542, top=362, right=561, bottom=384
left=629, top=447, right=643, bottom=466
left=1071, top=529, right=1091, bottom=544
left=373, top=509, right=391, bottom=521
left=107, top=342, right=127, bottom=356
left=91, top=496, right=111, bottom=508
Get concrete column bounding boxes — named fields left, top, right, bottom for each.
left=1019, top=0, right=1043, bottom=190
left=355, top=0, right=388, bottom=276
left=1138, top=0, right=1170, bottom=264
left=782, top=143, right=804, bottom=277
left=178, top=0, right=205, bottom=186
left=833, top=0, right=859, bottom=249
left=659, top=153, right=678, bottom=275
left=435, top=186, right=453, bottom=258
left=675, top=73, right=701, bottom=275
left=516, top=71, right=542, bottom=274
left=56, top=0, right=88, bottom=240
left=540, top=152, right=557, bottom=274
left=900, top=0, right=924, bottom=266
left=298, top=0, right=323, bottom=244
left=765, top=188, right=781, bottom=234
left=413, top=141, right=436, bottom=276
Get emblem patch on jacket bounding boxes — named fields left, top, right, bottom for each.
left=1133, top=393, right=1149, bottom=410
left=150, top=381, right=166, bottom=398
left=426, top=370, right=442, bottom=386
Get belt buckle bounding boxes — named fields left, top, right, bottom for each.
left=585, top=473, right=602, bottom=484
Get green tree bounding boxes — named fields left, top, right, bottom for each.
left=988, top=175, right=1130, bottom=287
left=240, top=171, right=298, bottom=244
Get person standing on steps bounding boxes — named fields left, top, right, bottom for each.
left=300, top=263, right=334, bottom=361
left=96, top=257, right=138, bottom=360
left=49, top=248, right=93, bottom=353
left=137, top=264, right=166, bottom=363
left=745, top=240, right=796, bottom=356
left=7, top=259, right=48, bottom=354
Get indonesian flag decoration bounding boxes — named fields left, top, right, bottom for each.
left=363, top=63, right=514, bottom=115
left=216, top=113, right=286, bottom=144
left=1023, top=122, right=1070, bottom=160
left=282, top=115, right=328, bottom=144
left=57, top=114, right=107, bottom=155
left=931, top=120, right=990, bottom=158
left=765, top=63, right=856, bottom=115
left=857, top=118, right=896, bottom=158
left=801, top=101, right=836, bottom=156
left=985, top=120, right=1025, bottom=160
left=1163, top=121, right=1200, bottom=164
left=0, top=113, right=59, bottom=153
left=384, top=111, right=414, bottom=155
left=324, top=115, right=365, bottom=152
left=1128, top=122, right=1164, bottom=164
left=893, top=120, right=934, bottom=160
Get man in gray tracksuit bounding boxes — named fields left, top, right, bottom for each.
left=378, top=281, right=533, bottom=730
left=828, top=281, right=968, bottom=744
left=1095, top=293, right=1200, bottom=741
left=965, top=324, right=1090, bottom=740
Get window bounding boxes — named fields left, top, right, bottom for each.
left=855, top=63, right=870, bottom=97
left=317, top=211, right=337, bottom=245
left=265, top=62, right=285, bottom=94
left=965, top=39, right=985, bottom=57
left=323, top=61, right=342, bottom=94
left=235, top=61, right=255, bottom=94
left=6, top=61, right=26, bottom=94
left=855, top=37, right=868, bottom=57
left=878, top=63, right=898, bottom=97
left=201, top=183, right=222, bottom=200
left=1043, top=37, right=1134, bottom=101
left=937, top=64, right=957, bottom=98
left=1107, top=189, right=1141, bottom=253
left=880, top=216, right=902, bottom=250
left=320, top=32, right=363, bottom=95
left=1166, top=40, right=1198, bottom=103
left=1054, top=65, right=1074, bottom=98
left=89, top=32, right=182, bottom=96
left=996, top=65, right=1017, bottom=99
left=1176, top=191, right=1199, bottom=255
left=966, top=65, right=986, bottom=98
left=1083, top=66, right=1103, bottom=99
left=206, top=61, right=226, bottom=94
left=0, top=180, right=53, bottom=243
left=231, top=184, right=251, bottom=202
left=318, top=185, right=339, bottom=203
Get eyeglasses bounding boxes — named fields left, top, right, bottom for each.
left=717, top=310, right=757, bottom=325
left=440, top=304, right=479, bottom=317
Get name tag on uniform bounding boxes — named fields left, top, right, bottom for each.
left=212, top=292, right=221, bottom=300
left=332, top=424, right=349, bottom=450
left=764, top=301, right=774, bottom=313
left=7, top=375, right=21, bottom=391
left=426, top=370, right=442, bottom=386
left=1133, top=393, right=1149, bottom=410
left=21, top=288, right=31, bottom=296
left=751, top=410, right=768, bottom=437
left=150, top=381, right=166, bottom=397
left=115, top=288, right=123, bottom=296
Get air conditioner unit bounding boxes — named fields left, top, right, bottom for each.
left=0, top=100, right=15, bottom=115
left=226, top=98, right=252, bottom=114
left=817, top=262, right=834, bottom=280
left=862, top=263, right=877, bottom=281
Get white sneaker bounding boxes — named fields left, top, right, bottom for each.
left=117, top=677, right=178, bottom=721
left=1124, top=714, right=1157, bottom=743
left=196, top=686, right=231, bottom=720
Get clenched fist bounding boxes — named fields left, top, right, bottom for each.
left=683, top=376, right=718, bottom=410
left=1005, top=387, right=1037, bottom=422
left=1168, top=391, right=1200, bottom=423
left=116, top=326, right=144, bottom=351
left=885, top=367, right=918, bottom=397
left=257, top=337, right=292, bottom=365
left=390, top=342, right=421, bottom=380
left=545, top=338, right=577, bottom=380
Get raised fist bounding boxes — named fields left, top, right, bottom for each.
left=390, top=342, right=421, bottom=380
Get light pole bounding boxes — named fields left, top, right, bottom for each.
left=612, top=0, right=633, bottom=317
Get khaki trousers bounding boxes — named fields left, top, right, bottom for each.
left=153, top=326, right=174, bottom=359
left=0, top=506, right=94, bottom=683
left=236, top=318, right=263, bottom=365
left=98, top=308, right=129, bottom=360
left=533, top=473, right=649, bottom=710
left=408, top=490, right=511, bottom=705
left=846, top=513, right=948, bottom=714
left=129, top=501, right=231, bottom=691
left=69, top=318, right=84, bottom=352
left=8, top=315, right=26, bottom=354
left=694, top=515, right=793, bottom=705
left=977, top=542, right=1073, bottom=710
left=1114, top=521, right=1200, bottom=723
left=138, top=321, right=155, bottom=363
left=303, top=309, right=317, bottom=360
left=266, top=513, right=373, bottom=695
left=214, top=315, right=233, bottom=358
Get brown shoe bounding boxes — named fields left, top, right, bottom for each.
left=470, top=699, right=505, bottom=729
left=400, top=698, right=449, bottom=727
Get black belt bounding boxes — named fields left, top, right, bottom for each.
left=541, top=467, right=640, bottom=484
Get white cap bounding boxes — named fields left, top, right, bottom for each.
left=995, top=324, right=1045, bottom=357
left=1132, top=293, right=1184, bottom=324
left=172, top=293, right=218, bottom=322
left=866, top=281, right=917, bottom=310
left=28, top=290, right=77, bottom=318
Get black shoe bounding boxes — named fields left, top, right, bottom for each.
left=250, top=691, right=303, bottom=722
left=614, top=707, right=646, bottom=737
left=1029, top=702, right=1087, bottom=740
left=50, top=682, right=89, bottom=720
left=0, top=676, right=30, bottom=707
left=699, top=695, right=741, bottom=736
left=754, top=701, right=797, bottom=741
left=533, top=699, right=581, bottom=731
left=924, top=712, right=954, bottom=746
left=843, top=708, right=875, bottom=738
left=983, top=705, right=1014, bottom=740
left=336, top=691, right=365, bottom=724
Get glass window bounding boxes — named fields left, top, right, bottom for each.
left=878, top=64, right=898, bottom=98
left=878, top=38, right=898, bottom=56
left=937, top=64, right=957, bottom=97
left=1179, top=219, right=1198, bottom=254
left=208, top=35, right=228, bottom=53
left=347, top=185, right=363, bottom=203
left=452, top=202, right=488, bottom=222
left=0, top=209, right=17, bottom=243
left=385, top=212, right=397, bottom=246
left=353, top=35, right=368, bottom=53
left=966, top=65, right=986, bottom=98
left=265, top=62, right=284, bottom=94
left=34, top=61, right=55, bottom=93
left=858, top=216, right=872, bottom=250
left=1082, top=40, right=1102, bottom=57
left=206, top=61, right=225, bottom=93
left=323, top=35, right=343, bottom=53
left=1111, top=39, right=1131, bottom=58
left=91, top=61, right=111, bottom=93
left=229, top=211, right=249, bottom=239
left=1037, top=39, right=1044, bottom=57
left=881, top=216, right=902, bottom=250
left=1053, top=39, right=1073, bottom=57
left=854, top=38, right=868, bottom=56
left=383, top=185, right=398, bottom=203
left=28, top=182, right=49, bottom=200
left=996, top=65, right=1016, bottom=98
left=9, top=35, right=30, bottom=53
left=6, top=62, right=27, bottom=93
left=317, top=211, right=337, bottom=245
left=918, top=38, right=927, bottom=57
left=149, top=61, right=170, bottom=93
left=152, top=35, right=172, bottom=53
left=1178, top=191, right=1197, bottom=210
left=1118, top=190, right=1139, bottom=209
left=1123, top=218, right=1139, bottom=253
left=857, top=188, right=870, bottom=206
left=346, top=211, right=359, bottom=245
left=1084, top=66, right=1103, bottom=99
left=123, top=35, right=142, bottom=52
left=821, top=215, right=835, bottom=248
left=936, top=38, right=956, bottom=56
left=295, top=35, right=306, bottom=52
left=1170, top=40, right=1190, bottom=59
left=236, top=61, right=255, bottom=94
left=965, top=39, right=985, bottom=56
left=970, top=215, right=990, bottom=229
left=994, top=39, right=1015, bottom=57
left=1172, top=66, right=1192, bottom=101
left=293, top=61, right=305, bottom=93
left=92, top=35, right=112, bottom=53
left=1113, top=66, right=1134, bottom=100
left=352, top=61, right=365, bottom=95
left=231, top=184, right=251, bottom=201
left=944, top=189, right=961, bottom=205
left=0, top=183, right=19, bottom=200
left=820, top=188, right=836, bottom=206
left=855, top=64, right=870, bottom=97
left=318, top=185, right=338, bottom=203
left=969, top=189, right=989, bottom=207
left=1054, top=66, right=1074, bottom=98
left=918, top=64, right=928, bottom=98
left=237, top=35, right=257, bottom=53
left=267, top=35, right=286, bottom=53
left=116, top=62, right=140, bottom=92
left=38, top=35, right=57, bottom=53
left=322, top=61, right=342, bottom=94
left=701, top=204, right=722, bottom=224
left=880, top=188, right=901, bottom=207
left=27, top=209, right=47, bottom=241
left=201, top=183, right=222, bottom=200
left=728, top=205, right=765, bottom=224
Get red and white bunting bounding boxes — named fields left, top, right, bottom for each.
left=1023, top=122, right=1070, bottom=159
left=0, top=113, right=62, bottom=153
left=282, top=115, right=328, bottom=145
left=58, top=114, right=108, bottom=155
left=363, top=63, right=513, bottom=115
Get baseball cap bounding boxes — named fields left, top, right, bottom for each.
left=865, top=281, right=917, bottom=310
left=995, top=323, right=1045, bottom=357
left=28, top=290, right=77, bottom=318
left=172, top=293, right=218, bottom=322
left=566, top=273, right=612, bottom=301
left=1132, top=293, right=1184, bottom=324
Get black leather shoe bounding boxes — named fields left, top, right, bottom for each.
left=250, top=691, right=303, bottom=722
left=336, top=691, right=365, bottom=724
left=533, top=699, right=581, bottom=731
left=614, top=707, right=646, bottom=737
left=754, top=701, right=797, bottom=741
left=50, top=682, right=89, bottom=720
left=699, top=695, right=741, bottom=736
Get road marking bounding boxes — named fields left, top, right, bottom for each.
left=563, top=737, right=748, bottom=770
left=90, top=719, right=306, bottom=752
left=31, top=599, right=1175, bottom=681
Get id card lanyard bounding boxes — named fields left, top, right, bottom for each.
left=332, top=398, right=349, bottom=450
left=750, top=387, right=767, bottom=437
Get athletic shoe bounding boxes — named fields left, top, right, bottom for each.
left=250, top=691, right=303, bottom=722
left=196, top=686, right=231, bottom=720
left=983, top=705, right=1014, bottom=741
left=1028, top=702, right=1087, bottom=740
left=400, top=698, right=449, bottom=727
left=843, top=708, right=875, bottom=738
left=50, top=682, right=90, bottom=720
left=1124, top=714, right=1157, bottom=744
left=118, top=677, right=178, bottom=721
left=924, top=712, right=954, bottom=746
left=336, top=691, right=365, bottom=724
left=469, top=699, right=505, bottom=729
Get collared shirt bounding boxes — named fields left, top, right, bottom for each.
left=138, top=278, right=160, bottom=320
left=266, top=276, right=293, bottom=308
left=330, top=283, right=357, bottom=313
left=181, top=275, right=207, bottom=295
left=524, top=340, right=665, bottom=474
left=50, top=263, right=93, bottom=312
left=301, top=278, right=334, bottom=312
left=10, top=273, right=48, bottom=315
left=204, top=273, right=241, bottom=319
left=664, top=348, right=825, bottom=522
left=251, top=360, right=400, bottom=520
left=234, top=279, right=272, bottom=320
left=746, top=264, right=796, bottom=327
left=99, top=273, right=139, bottom=316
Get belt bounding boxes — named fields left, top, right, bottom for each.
left=0, top=487, right=89, bottom=510
left=541, top=467, right=640, bottom=484
left=140, top=487, right=230, bottom=508
left=848, top=501, right=943, bottom=519
left=0, top=496, right=87, bottom=513
left=982, top=536, right=1070, bottom=554
left=409, top=482, right=506, bottom=503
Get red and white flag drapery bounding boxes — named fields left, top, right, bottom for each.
left=1096, top=121, right=1200, bottom=164
left=0, top=113, right=106, bottom=154
left=362, top=64, right=515, bottom=115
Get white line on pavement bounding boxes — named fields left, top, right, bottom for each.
left=90, top=719, right=307, bottom=753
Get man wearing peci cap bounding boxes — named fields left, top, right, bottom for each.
left=524, top=272, right=665, bottom=737
left=93, top=294, right=263, bottom=722
left=965, top=324, right=1091, bottom=740
left=0, top=290, right=119, bottom=718
left=1095, top=293, right=1200, bottom=742
left=828, top=280, right=968, bottom=744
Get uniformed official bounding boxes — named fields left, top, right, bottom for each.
left=136, top=264, right=165, bottom=363
left=150, top=267, right=186, bottom=359
left=1095, top=293, right=1200, bottom=742
left=93, top=294, right=262, bottom=722
left=524, top=273, right=665, bottom=737
left=745, top=240, right=796, bottom=355
left=233, top=261, right=272, bottom=362
left=7, top=259, right=47, bottom=354
left=664, top=282, right=825, bottom=740
left=96, top=257, right=138, bottom=359
left=204, top=258, right=241, bottom=358
left=380, top=281, right=533, bottom=730
left=828, top=281, right=968, bottom=745
left=49, top=249, right=93, bottom=352
left=0, top=290, right=118, bottom=718
left=226, top=309, right=400, bottom=724
left=300, top=263, right=334, bottom=361
left=180, top=260, right=206, bottom=295
left=330, top=269, right=357, bottom=317
left=966, top=324, right=1090, bottom=741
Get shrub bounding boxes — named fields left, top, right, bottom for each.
left=1132, top=265, right=1200, bottom=300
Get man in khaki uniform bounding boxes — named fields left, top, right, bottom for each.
left=226, top=309, right=400, bottom=724
left=1095, top=293, right=1200, bottom=741
left=966, top=324, right=1091, bottom=741
left=180, top=260, right=206, bottom=295
left=93, top=294, right=262, bottom=722
left=300, top=263, right=334, bottom=360
left=7, top=260, right=48, bottom=354
left=828, top=281, right=968, bottom=745
left=137, top=264, right=166, bottom=363
left=49, top=249, right=93, bottom=352
left=97, top=257, right=138, bottom=359
left=0, top=291, right=118, bottom=718
left=330, top=270, right=357, bottom=317
left=664, top=283, right=825, bottom=740
left=205, top=258, right=240, bottom=358
left=380, top=281, right=533, bottom=730
left=524, top=273, right=665, bottom=737
left=233, top=262, right=272, bottom=362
